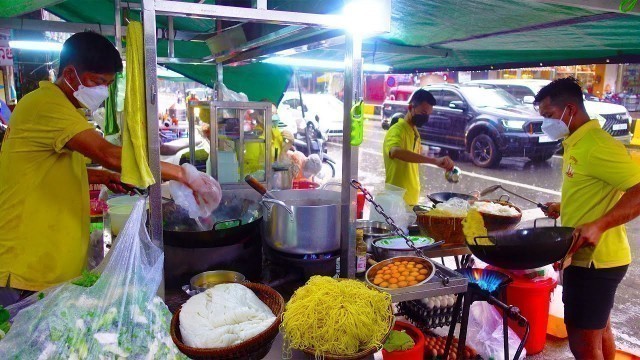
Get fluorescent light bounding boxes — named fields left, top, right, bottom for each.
left=263, top=57, right=390, bottom=72
left=9, top=40, right=63, bottom=52
left=342, top=0, right=390, bottom=35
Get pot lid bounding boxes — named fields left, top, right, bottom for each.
left=374, top=236, right=435, bottom=250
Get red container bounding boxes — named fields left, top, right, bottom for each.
left=292, top=180, right=320, bottom=189
left=498, top=271, right=557, bottom=355
left=356, top=191, right=365, bottom=219
left=381, top=321, right=424, bottom=360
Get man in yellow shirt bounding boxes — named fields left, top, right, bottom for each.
left=0, top=32, right=220, bottom=306
left=535, top=77, right=640, bottom=360
left=383, top=89, right=454, bottom=205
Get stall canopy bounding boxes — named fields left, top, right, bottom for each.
left=5, top=0, right=640, bottom=95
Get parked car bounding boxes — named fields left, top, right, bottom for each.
left=381, top=83, right=561, bottom=168
left=465, top=79, right=633, bottom=139
left=277, top=92, right=343, bottom=139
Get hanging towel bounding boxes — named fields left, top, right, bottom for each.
left=121, top=21, right=155, bottom=188
left=104, top=75, right=120, bottom=135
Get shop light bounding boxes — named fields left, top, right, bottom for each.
left=263, top=57, right=390, bottom=72
left=9, top=40, right=63, bottom=52
left=342, top=0, right=390, bottom=35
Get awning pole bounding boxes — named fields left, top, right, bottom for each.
left=340, top=32, right=363, bottom=278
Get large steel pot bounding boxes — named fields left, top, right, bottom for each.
left=261, top=189, right=341, bottom=254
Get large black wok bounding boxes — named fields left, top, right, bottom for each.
left=467, top=219, right=574, bottom=269
left=428, top=192, right=477, bottom=204
left=162, top=191, right=262, bottom=248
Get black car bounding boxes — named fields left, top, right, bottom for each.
left=381, top=84, right=561, bottom=168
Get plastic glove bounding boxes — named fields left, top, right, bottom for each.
left=181, top=163, right=222, bottom=217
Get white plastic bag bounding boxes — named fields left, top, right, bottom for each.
left=0, top=199, right=187, bottom=359
left=370, top=184, right=413, bottom=232
left=465, top=302, right=526, bottom=360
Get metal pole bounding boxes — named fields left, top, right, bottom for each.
left=339, top=32, right=362, bottom=278
left=141, top=0, right=163, bottom=250
left=167, top=16, right=175, bottom=58
left=216, top=62, right=224, bottom=100
left=188, top=102, right=196, bottom=165
left=114, top=0, right=122, bottom=53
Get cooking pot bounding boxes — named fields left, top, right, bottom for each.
left=261, top=189, right=342, bottom=254
left=356, top=220, right=393, bottom=252
left=182, top=270, right=246, bottom=296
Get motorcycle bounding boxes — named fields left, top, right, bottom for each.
left=293, top=118, right=337, bottom=182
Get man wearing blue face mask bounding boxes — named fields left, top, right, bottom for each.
left=535, top=77, right=640, bottom=360
left=0, top=32, right=221, bottom=306
left=383, top=89, right=455, bottom=205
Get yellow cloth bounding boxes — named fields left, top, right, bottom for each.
left=0, top=81, right=94, bottom=291
left=121, top=21, right=155, bottom=188
left=561, top=120, right=640, bottom=268
left=383, top=118, right=422, bottom=205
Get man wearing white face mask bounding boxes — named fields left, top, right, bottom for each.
left=0, top=32, right=221, bottom=306
left=535, top=77, right=640, bottom=360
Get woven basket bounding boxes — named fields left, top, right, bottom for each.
left=415, top=212, right=466, bottom=245
left=170, top=282, right=284, bottom=360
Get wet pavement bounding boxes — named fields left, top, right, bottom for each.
left=324, top=120, right=640, bottom=358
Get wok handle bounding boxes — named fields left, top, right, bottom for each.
left=474, top=235, right=497, bottom=246
left=537, top=203, right=550, bottom=212
left=533, top=217, right=557, bottom=229
left=244, top=175, right=268, bottom=196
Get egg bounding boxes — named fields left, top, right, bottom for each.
left=432, top=298, right=441, bottom=308
left=426, top=298, right=435, bottom=309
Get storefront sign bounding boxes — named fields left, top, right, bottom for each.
left=0, top=40, right=13, bottom=66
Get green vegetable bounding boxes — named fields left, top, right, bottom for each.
left=0, top=306, right=10, bottom=339
left=383, top=330, right=415, bottom=352
left=71, top=271, right=100, bottom=287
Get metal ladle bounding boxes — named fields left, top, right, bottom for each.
left=480, top=184, right=549, bottom=212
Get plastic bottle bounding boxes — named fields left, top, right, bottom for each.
left=355, top=228, right=367, bottom=277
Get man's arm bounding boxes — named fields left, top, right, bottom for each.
left=570, top=182, right=640, bottom=253
left=389, top=147, right=454, bottom=170
left=67, top=128, right=186, bottom=183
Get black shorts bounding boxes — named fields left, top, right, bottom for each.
left=562, top=265, right=628, bottom=330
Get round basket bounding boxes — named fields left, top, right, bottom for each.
left=474, top=200, right=522, bottom=232
left=415, top=212, right=465, bottom=245
left=170, top=282, right=284, bottom=360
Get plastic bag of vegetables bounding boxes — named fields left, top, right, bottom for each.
left=0, top=198, right=187, bottom=359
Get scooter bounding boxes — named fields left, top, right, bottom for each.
left=293, top=118, right=336, bottom=181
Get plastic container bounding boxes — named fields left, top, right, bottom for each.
left=498, top=271, right=557, bottom=355
left=382, top=321, right=425, bottom=360
left=108, top=204, right=133, bottom=236
left=356, top=190, right=365, bottom=219
left=292, top=180, right=320, bottom=189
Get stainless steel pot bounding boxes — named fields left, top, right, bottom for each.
left=182, top=270, right=246, bottom=296
left=371, top=236, right=444, bottom=261
left=261, top=189, right=341, bottom=254
left=356, top=220, right=393, bottom=252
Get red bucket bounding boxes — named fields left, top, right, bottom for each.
left=381, top=321, right=425, bottom=360
left=494, top=270, right=557, bottom=355
left=292, top=180, right=320, bottom=189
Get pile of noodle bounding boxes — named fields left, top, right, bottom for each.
left=281, top=276, right=393, bottom=358
left=462, top=208, right=492, bottom=245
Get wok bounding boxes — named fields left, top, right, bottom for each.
left=428, top=192, right=477, bottom=204
left=467, top=219, right=574, bottom=269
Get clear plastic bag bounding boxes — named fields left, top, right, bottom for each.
left=370, top=184, right=414, bottom=232
left=465, top=302, right=526, bottom=360
left=0, top=199, right=187, bottom=359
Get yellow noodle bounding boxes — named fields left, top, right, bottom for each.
left=462, top=208, right=492, bottom=245
left=281, top=276, right=393, bottom=358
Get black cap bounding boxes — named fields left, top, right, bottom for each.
left=409, top=89, right=436, bottom=106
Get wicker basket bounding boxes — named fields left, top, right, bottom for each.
left=170, top=282, right=284, bottom=360
left=415, top=212, right=466, bottom=245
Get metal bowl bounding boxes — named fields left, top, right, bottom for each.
left=371, top=236, right=437, bottom=261
left=185, top=270, right=246, bottom=295
left=365, top=256, right=435, bottom=293
left=356, top=220, right=394, bottom=252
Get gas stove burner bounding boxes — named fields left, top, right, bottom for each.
left=457, top=268, right=512, bottom=294
left=271, top=249, right=340, bottom=260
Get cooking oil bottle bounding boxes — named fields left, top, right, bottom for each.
left=355, top=228, right=367, bottom=277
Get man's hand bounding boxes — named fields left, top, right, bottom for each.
left=435, top=156, right=455, bottom=171
left=88, top=169, right=130, bottom=194
left=543, top=202, right=561, bottom=219
left=568, top=221, right=605, bottom=255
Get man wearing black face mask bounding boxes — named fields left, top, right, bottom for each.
left=383, top=89, right=455, bottom=205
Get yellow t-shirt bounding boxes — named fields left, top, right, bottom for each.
left=0, top=81, right=94, bottom=291
left=244, top=126, right=283, bottom=177
left=383, top=118, right=421, bottom=205
left=561, top=120, right=640, bottom=268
